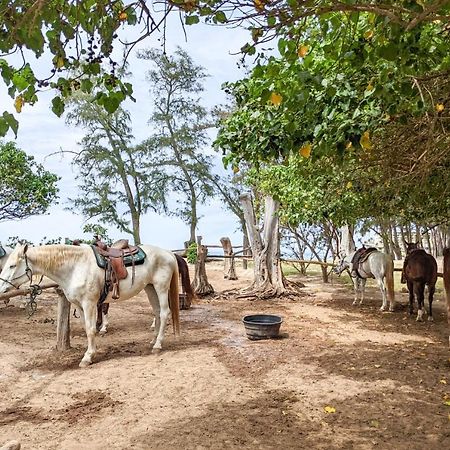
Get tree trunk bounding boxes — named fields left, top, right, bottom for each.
left=55, top=288, right=71, bottom=351
left=239, top=194, right=285, bottom=296
left=220, top=237, right=237, bottom=280
left=242, top=223, right=250, bottom=270
left=391, top=223, right=403, bottom=259
left=339, top=224, right=356, bottom=255
left=192, top=239, right=214, bottom=296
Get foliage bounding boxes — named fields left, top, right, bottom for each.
left=137, top=47, right=215, bottom=243
left=186, top=242, right=198, bottom=264
left=216, top=13, right=450, bottom=167
left=0, top=0, right=148, bottom=136
left=0, top=141, right=59, bottom=222
left=66, top=94, right=168, bottom=244
left=82, top=223, right=112, bottom=245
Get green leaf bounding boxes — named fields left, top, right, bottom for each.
left=0, top=117, right=9, bottom=136
left=2, top=112, right=18, bottom=137
left=51, top=96, right=65, bottom=117
left=186, top=15, right=200, bottom=25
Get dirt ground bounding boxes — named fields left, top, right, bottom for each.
left=1, top=261, right=449, bottom=450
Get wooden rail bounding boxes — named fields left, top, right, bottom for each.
left=0, top=282, right=59, bottom=301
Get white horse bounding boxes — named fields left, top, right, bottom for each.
left=0, top=244, right=180, bottom=367
left=333, top=249, right=396, bottom=312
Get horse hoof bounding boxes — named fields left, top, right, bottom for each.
left=428, top=316, right=434, bottom=322
left=151, top=347, right=161, bottom=354
left=98, top=330, right=107, bottom=336
left=379, top=307, right=387, bottom=312
left=79, top=360, right=92, bottom=368
left=416, top=316, right=423, bottom=322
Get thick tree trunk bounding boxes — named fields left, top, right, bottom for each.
left=192, top=238, right=214, bottom=296
left=339, top=224, right=356, bottom=255
left=239, top=194, right=285, bottom=296
left=55, top=288, right=71, bottom=351
left=242, top=224, right=250, bottom=270
left=220, top=237, right=237, bottom=280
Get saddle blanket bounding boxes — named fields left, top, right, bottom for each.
left=90, top=245, right=147, bottom=269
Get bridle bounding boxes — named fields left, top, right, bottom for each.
left=0, top=253, right=43, bottom=316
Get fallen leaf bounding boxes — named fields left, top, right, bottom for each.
left=440, top=379, right=447, bottom=385
left=370, top=419, right=379, bottom=428
left=374, top=364, right=381, bottom=368
left=436, top=103, right=445, bottom=112
left=324, top=406, right=336, bottom=414
left=443, top=400, right=450, bottom=407
left=346, top=181, right=353, bottom=189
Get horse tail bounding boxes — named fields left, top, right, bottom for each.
left=385, top=256, right=395, bottom=305
left=175, top=253, right=195, bottom=308
left=169, top=261, right=180, bottom=336
left=443, top=248, right=450, bottom=345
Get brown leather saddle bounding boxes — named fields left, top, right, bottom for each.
left=351, top=246, right=378, bottom=278
left=93, top=237, right=140, bottom=301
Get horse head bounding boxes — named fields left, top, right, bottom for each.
left=333, top=254, right=351, bottom=275
left=0, top=244, right=30, bottom=294
left=404, top=241, right=420, bottom=254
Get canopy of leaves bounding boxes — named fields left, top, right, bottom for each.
left=0, top=141, right=59, bottom=221
left=216, top=12, right=450, bottom=165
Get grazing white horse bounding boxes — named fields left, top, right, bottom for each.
left=334, top=249, right=396, bottom=312
left=0, top=244, right=180, bottom=367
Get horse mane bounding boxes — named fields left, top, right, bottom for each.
left=28, top=244, right=89, bottom=272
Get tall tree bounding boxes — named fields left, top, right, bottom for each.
left=66, top=95, right=168, bottom=244
left=0, top=141, right=59, bottom=222
left=137, top=47, right=215, bottom=244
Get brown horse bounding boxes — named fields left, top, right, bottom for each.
left=96, top=252, right=194, bottom=333
left=443, top=248, right=450, bottom=346
left=402, top=242, right=438, bottom=321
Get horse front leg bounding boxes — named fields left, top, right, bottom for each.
left=359, top=278, right=366, bottom=305
left=98, top=303, right=110, bottom=335
left=80, top=301, right=98, bottom=367
left=352, top=277, right=359, bottom=306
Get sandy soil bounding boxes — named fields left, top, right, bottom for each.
left=1, top=261, right=449, bottom=450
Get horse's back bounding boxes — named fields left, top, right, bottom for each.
left=405, top=250, right=437, bottom=284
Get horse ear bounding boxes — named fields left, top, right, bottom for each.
left=23, top=244, right=28, bottom=254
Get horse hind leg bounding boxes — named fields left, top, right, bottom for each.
left=150, top=284, right=171, bottom=353
left=145, top=285, right=161, bottom=346
left=377, top=277, right=388, bottom=311
left=407, top=281, right=414, bottom=316
left=415, top=283, right=425, bottom=322
left=427, top=284, right=435, bottom=322
left=352, top=278, right=359, bottom=306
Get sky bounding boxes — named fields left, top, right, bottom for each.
left=0, top=14, right=251, bottom=250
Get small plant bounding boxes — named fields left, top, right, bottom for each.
left=186, top=242, right=198, bottom=264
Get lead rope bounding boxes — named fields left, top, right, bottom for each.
left=24, top=254, right=43, bottom=318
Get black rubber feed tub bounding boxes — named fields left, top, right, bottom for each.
left=242, top=314, right=283, bottom=340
